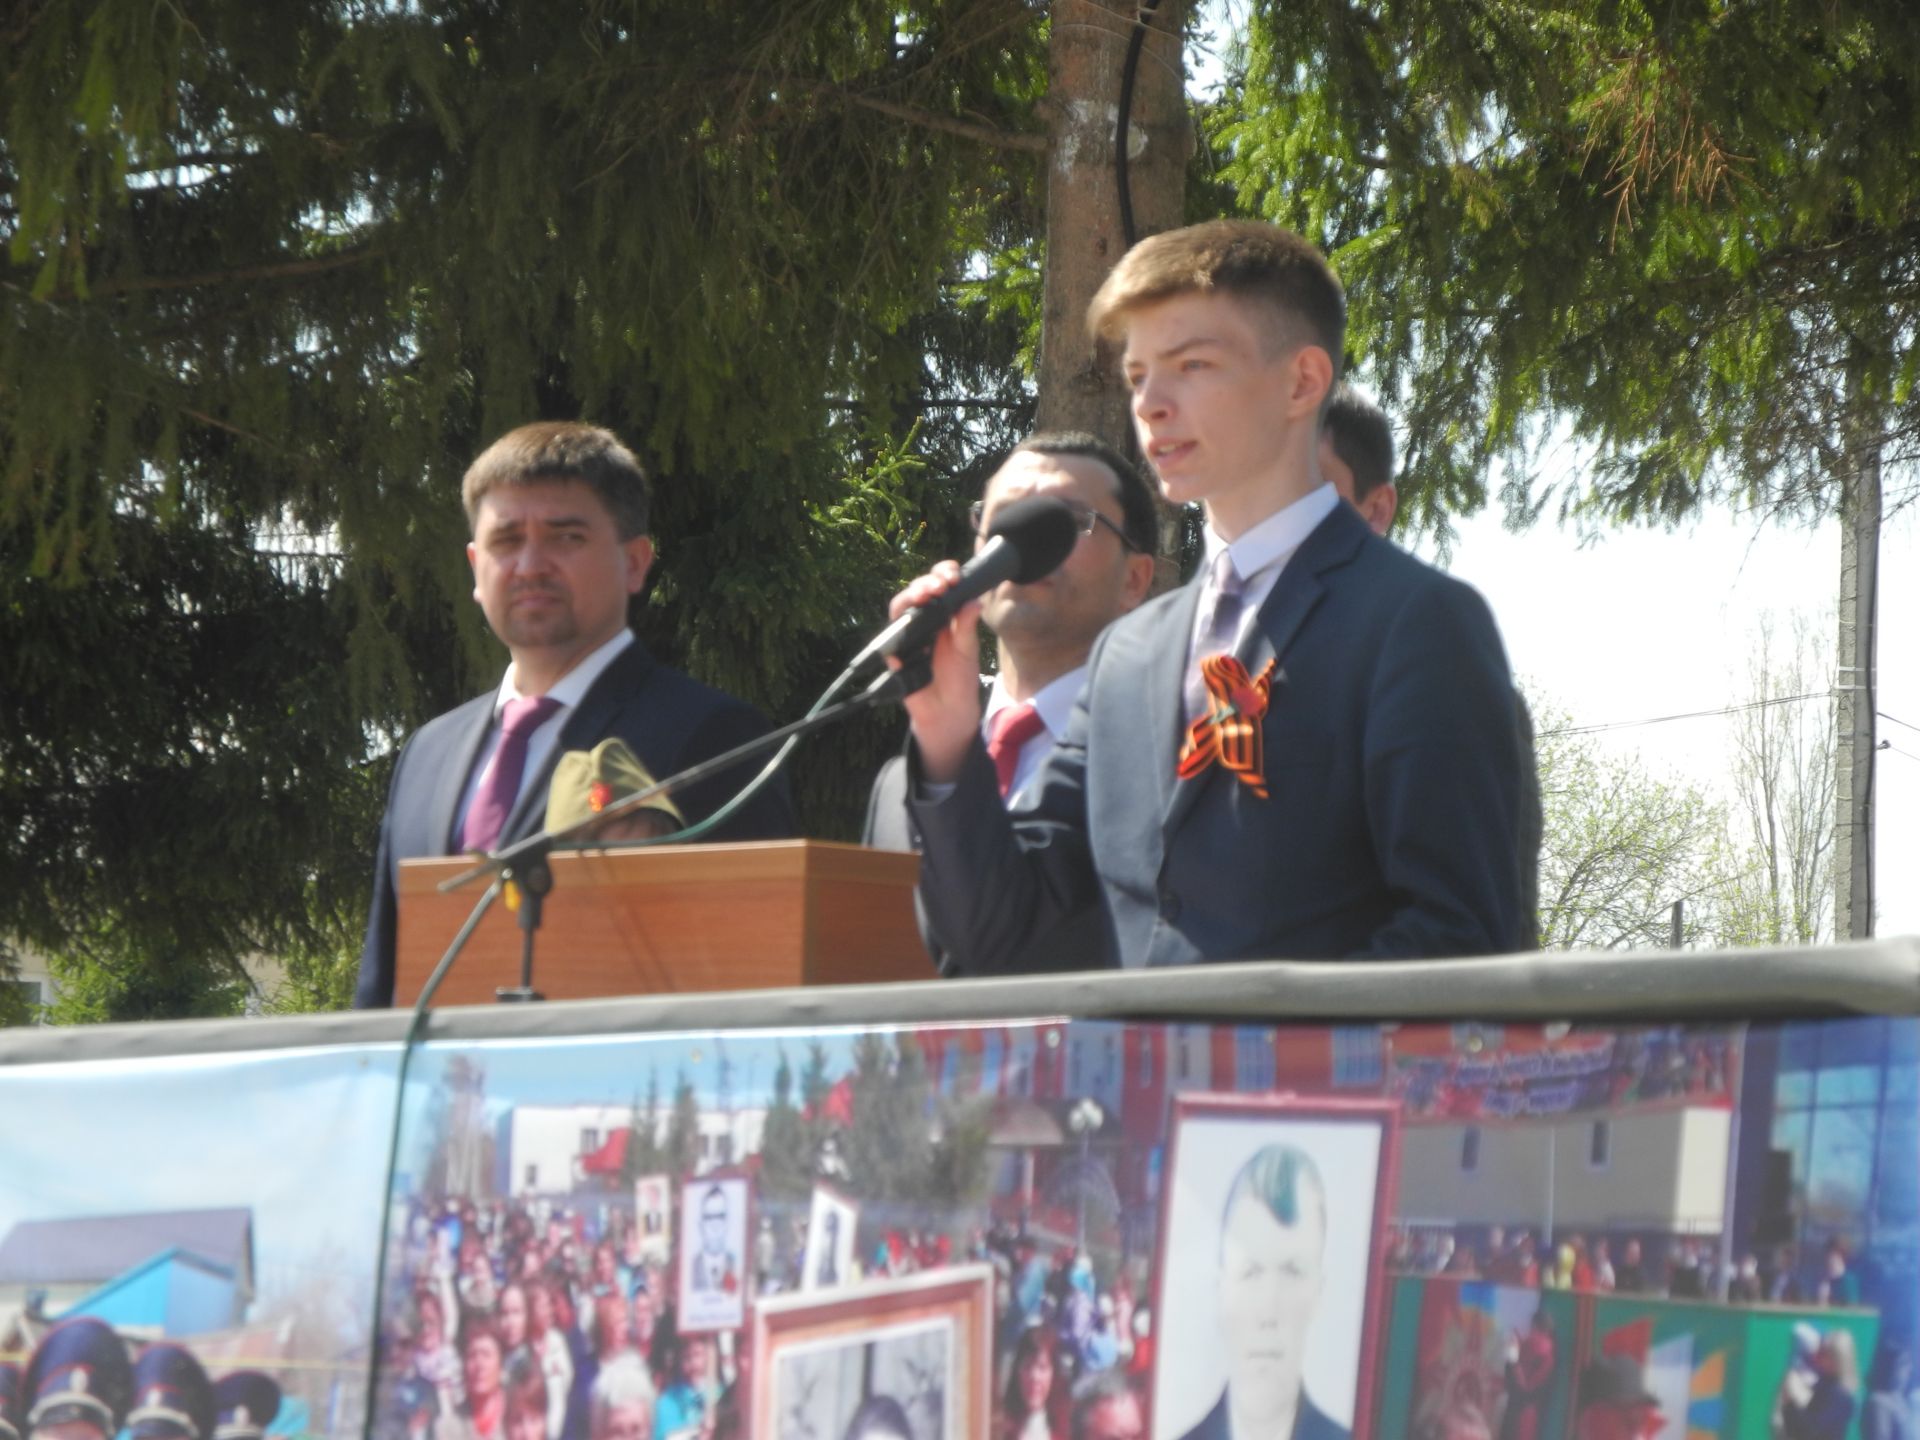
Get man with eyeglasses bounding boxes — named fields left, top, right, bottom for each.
left=863, top=431, right=1158, bottom=974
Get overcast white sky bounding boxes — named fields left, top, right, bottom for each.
left=1413, top=497, right=1918, bottom=940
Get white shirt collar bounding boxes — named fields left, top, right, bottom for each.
left=1199, top=482, right=1340, bottom=587
left=495, top=628, right=635, bottom=711
left=982, top=665, right=1089, bottom=743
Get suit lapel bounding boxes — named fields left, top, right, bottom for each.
left=433, top=696, right=499, bottom=853
left=1160, top=504, right=1366, bottom=838
left=500, top=642, right=657, bottom=843
left=1145, top=582, right=1206, bottom=824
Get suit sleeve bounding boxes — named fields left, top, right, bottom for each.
left=1355, top=576, right=1525, bottom=958
left=1513, top=691, right=1544, bottom=949
left=353, top=735, right=415, bottom=1009
left=909, top=676, right=1106, bottom=974
left=861, top=754, right=917, bottom=852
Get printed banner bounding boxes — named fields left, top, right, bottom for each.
left=0, top=1044, right=402, bottom=1440
left=3, top=1012, right=1915, bottom=1440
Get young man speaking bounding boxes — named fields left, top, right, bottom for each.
left=895, top=220, right=1524, bottom=970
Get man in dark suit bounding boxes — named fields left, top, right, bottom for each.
left=891, top=220, right=1523, bottom=970
left=1318, top=383, right=1544, bottom=949
left=1175, top=1144, right=1349, bottom=1440
left=353, top=421, right=793, bottom=1008
left=862, top=432, right=1158, bottom=974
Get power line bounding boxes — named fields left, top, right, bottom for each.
left=1882, top=741, right=1920, bottom=765
left=1878, top=710, right=1920, bottom=737
left=1538, top=691, right=1831, bottom=739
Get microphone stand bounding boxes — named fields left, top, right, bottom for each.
left=435, top=655, right=933, bottom=1002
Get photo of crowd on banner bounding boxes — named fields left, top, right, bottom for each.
left=369, top=1012, right=1918, bottom=1440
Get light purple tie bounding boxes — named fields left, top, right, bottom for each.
left=1185, top=551, right=1247, bottom=720
left=460, top=695, right=561, bottom=852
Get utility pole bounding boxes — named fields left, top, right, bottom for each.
left=1835, top=411, right=1881, bottom=940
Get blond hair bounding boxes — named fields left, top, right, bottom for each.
left=1087, top=219, right=1345, bottom=374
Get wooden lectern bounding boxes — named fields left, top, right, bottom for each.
left=393, top=840, right=932, bottom=1007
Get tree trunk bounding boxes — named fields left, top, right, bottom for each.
left=1034, top=0, right=1189, bottom=443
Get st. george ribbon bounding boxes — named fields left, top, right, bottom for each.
left=850, top=494, right=1081, bottom=667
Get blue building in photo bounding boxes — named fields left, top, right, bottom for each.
left=0, top=1208, right=255, bottom=1339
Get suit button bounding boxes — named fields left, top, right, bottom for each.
left=1158, top=890, right=1181, bottom=921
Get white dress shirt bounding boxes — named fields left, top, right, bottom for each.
left=1186, top=482, right=1340, bottom=669
left=981, top=664, right=1089, bottom=802
left=453, top=628, right=636, bottom=841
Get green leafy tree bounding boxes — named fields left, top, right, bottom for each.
left=927, top=1095, right=995, bottom=1210
left=758, top=1048, right=814, bottom=1201
left=1533, top=698, right=1732, bottom=950
left=842, top=1032, right=935, bottom=1203
left=1218, top=0, right=1920, bottom=534
left=666, top=1070, right=701, bottom=1177
left=620, top=1070, right=669, bottom=1187
left=0, top=0, right=1070, bottom=1017
left=1712, top=615, right=1837, bottom=947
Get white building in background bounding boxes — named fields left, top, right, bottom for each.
left=1396, top=1105, right=1732, bottom=1236
left=504, top=1103, right=770, bottom=1198
left=4, top=947, right=55, bottom=1020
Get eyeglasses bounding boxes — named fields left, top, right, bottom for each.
left=968, top=499, right=1140, bottom=552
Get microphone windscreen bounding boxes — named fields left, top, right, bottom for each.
left=985, top=495, right=1081, bottom=584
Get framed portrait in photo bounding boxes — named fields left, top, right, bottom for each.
left=634, top=1173, right=672, bottom=1266
left=753, top=1264, right=994, bottom=1440
left=802, top=1183, right=860, bottom=1292
left=677, top=1172, right=752, bottom=1333
left=1150, top=1094, right=1399, bottom=1440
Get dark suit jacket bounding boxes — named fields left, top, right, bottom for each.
left=1177, top=1388, right=1350, bottom=1440
left=910, top=502, right=1524, bottom=968
left=864, top=752, right=1114, bottom=977
left=354, top=639, right=795, bottom=1007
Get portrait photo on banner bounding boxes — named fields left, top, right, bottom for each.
left=1150, top=1094, right=1399, bottom=1440
left=677, top=1172, right=751, bottom=1333
left=802, top=1183, right=860, bottom=1292
left=633, top=1172, right=672, bottom=1265
left=753, top=1265, right=993, bottom=1440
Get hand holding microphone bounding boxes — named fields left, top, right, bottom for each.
left=873, top=496, right=1080, bottom=783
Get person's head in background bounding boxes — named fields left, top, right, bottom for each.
left=1319, top=385, right=1397, bottom=537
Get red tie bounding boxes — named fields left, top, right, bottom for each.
left=985, top=702, right=1047, bottom=798
left=460, top=695, right=562, bottom=851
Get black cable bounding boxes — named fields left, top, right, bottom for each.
left=361, top=878, right=502, bottom=1440
left=1536, top=691, right=1831, bottom=739
left=1115, top=0, right=1166, bottom=247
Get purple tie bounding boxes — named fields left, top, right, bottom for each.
left=460, top=696, right=561, bottom=852
left=1185, top=552, right=1247, bottom=720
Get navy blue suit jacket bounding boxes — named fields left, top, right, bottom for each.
left=1177, top=1388, right=1350, bottom=1440
left=864, top=752, right=1114, bottom=977
left=910, top=502, right=1524, bottom=967
left=354, top=639, right=795, bottom=1007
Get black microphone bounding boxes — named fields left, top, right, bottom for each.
left=856, top=495, right=1081, bottom=664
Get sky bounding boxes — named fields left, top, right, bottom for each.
left=0, top=1045, right=400, bottom=1317
left=1414, top=495, right=1918, bottom=940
